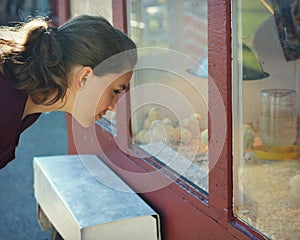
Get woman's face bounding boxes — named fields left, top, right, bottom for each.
left=73, top=70, right=133, bottom=127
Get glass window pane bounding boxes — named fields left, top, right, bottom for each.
left=69, top=0, right=112, bottom=22
left=128, top=0, right=209, bottom=193
left=233, top=0, right=300, bottom=238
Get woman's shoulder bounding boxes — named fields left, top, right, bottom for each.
left=0, top=73, right=27, bottom=168
left=0, top=73, right=27, bottom=121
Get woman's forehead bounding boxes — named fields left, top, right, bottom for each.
left=111, top=71, right=133, bottom=83
left=92, top=71, right=132, bottom=89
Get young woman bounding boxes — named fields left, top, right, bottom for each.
left=0, top=15, right=137, bottom=169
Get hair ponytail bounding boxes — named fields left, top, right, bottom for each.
left=2, top=19, right=66, bottom=105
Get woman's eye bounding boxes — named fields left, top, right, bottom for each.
left=113, top=89, right=122, bottom=95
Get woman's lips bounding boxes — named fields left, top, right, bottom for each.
left=95, top=112, right=106, bottom=120
left=95, top=114, right=102, bottom=120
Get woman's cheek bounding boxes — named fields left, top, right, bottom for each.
left=97, top=93, right=111, bottom=113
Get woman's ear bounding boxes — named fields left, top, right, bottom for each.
left=76, top=66, right=93, bottom=91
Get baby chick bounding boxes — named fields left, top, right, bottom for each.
left=200, top=129, right=208, bottom=146
left=144, top=107, right=161, bottom=129
left=170, top=127, right=192, bottom=144
left=289, top=174, right=300, bottom=198
left=180, top=113, right=202, bottom=136
left=243, top=151, right=261, bottom=165
left=136, top=129, right=151, bottom=144
left=179, top=127, right=192, bottom=144
left=149, top=120, right=169, bottom=143
left=162, top=118, right=173, bottom=127
left=243, top=124, right=255, bottom=152
left=161, top=118, right=176, bottom=136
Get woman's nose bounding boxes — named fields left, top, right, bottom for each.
left=108, top=96, right=118, bottom=111
left=107, top=105, right=115, bottom=111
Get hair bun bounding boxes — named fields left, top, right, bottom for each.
left=7, top=19, right=65, bottom=105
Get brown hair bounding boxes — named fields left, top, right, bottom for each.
left=0, top=15, right=137, bottom=105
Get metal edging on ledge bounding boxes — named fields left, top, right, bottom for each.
left=33, top=154, right=161, bottom=240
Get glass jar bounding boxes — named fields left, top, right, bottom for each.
left=259, top=89, right=297, bottom=147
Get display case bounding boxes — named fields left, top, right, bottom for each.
left=232, top=1, right=300, bottom=239
left=64, top=0, right=300, bottom=239
left=128, top=0, right=209, bottom=192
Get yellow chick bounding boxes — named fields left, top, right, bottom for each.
left=243, top=124, right=255, bottom=151
left=149, top=119, right=180, bottom=144
left=136, top=129, right=151, bottom=144
left=162, top=118, right=173, bottom=127
left=180, top=113, right=202, bottom=136
left=170, top=127, right=192, bottom=144
left=289, top=174, right=300, bottom=198
left=149, top=120, right=168, bottom=143
left=200, top=129, right=208, bottom=146
left=180, top=128, right=193, bottom=144
left=243, top=151, right=261, bottom=165
left=162, top=118, right=176, bottom=137
left=144, top=107, right=161, bottom=129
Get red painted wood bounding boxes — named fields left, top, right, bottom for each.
left=57, top=0, right=69, bottom=25
left=50, top=0, right=58, bottom=25
left=67, top=120, right=250, bottom=240
left=206, top=2, right=265, bottom=239
left=112, top=0, right=128, bottom=32
left=207, top=0, right=233, bottom=221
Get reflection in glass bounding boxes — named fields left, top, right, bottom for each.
left=233, top=1, right=300, bottom=239
left=128, top=0, right=209, bottom=192
left=98, top=110, right=117, bottom=136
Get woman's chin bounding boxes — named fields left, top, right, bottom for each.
left=95, top=114, right=102, bottom=121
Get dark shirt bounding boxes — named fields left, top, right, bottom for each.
left=0, top=74, right=40, bottom=169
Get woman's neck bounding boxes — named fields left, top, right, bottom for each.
left=22, top=93, right=74, bottom=119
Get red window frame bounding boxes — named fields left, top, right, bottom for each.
left=63, top=0, right=267, bottom=239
